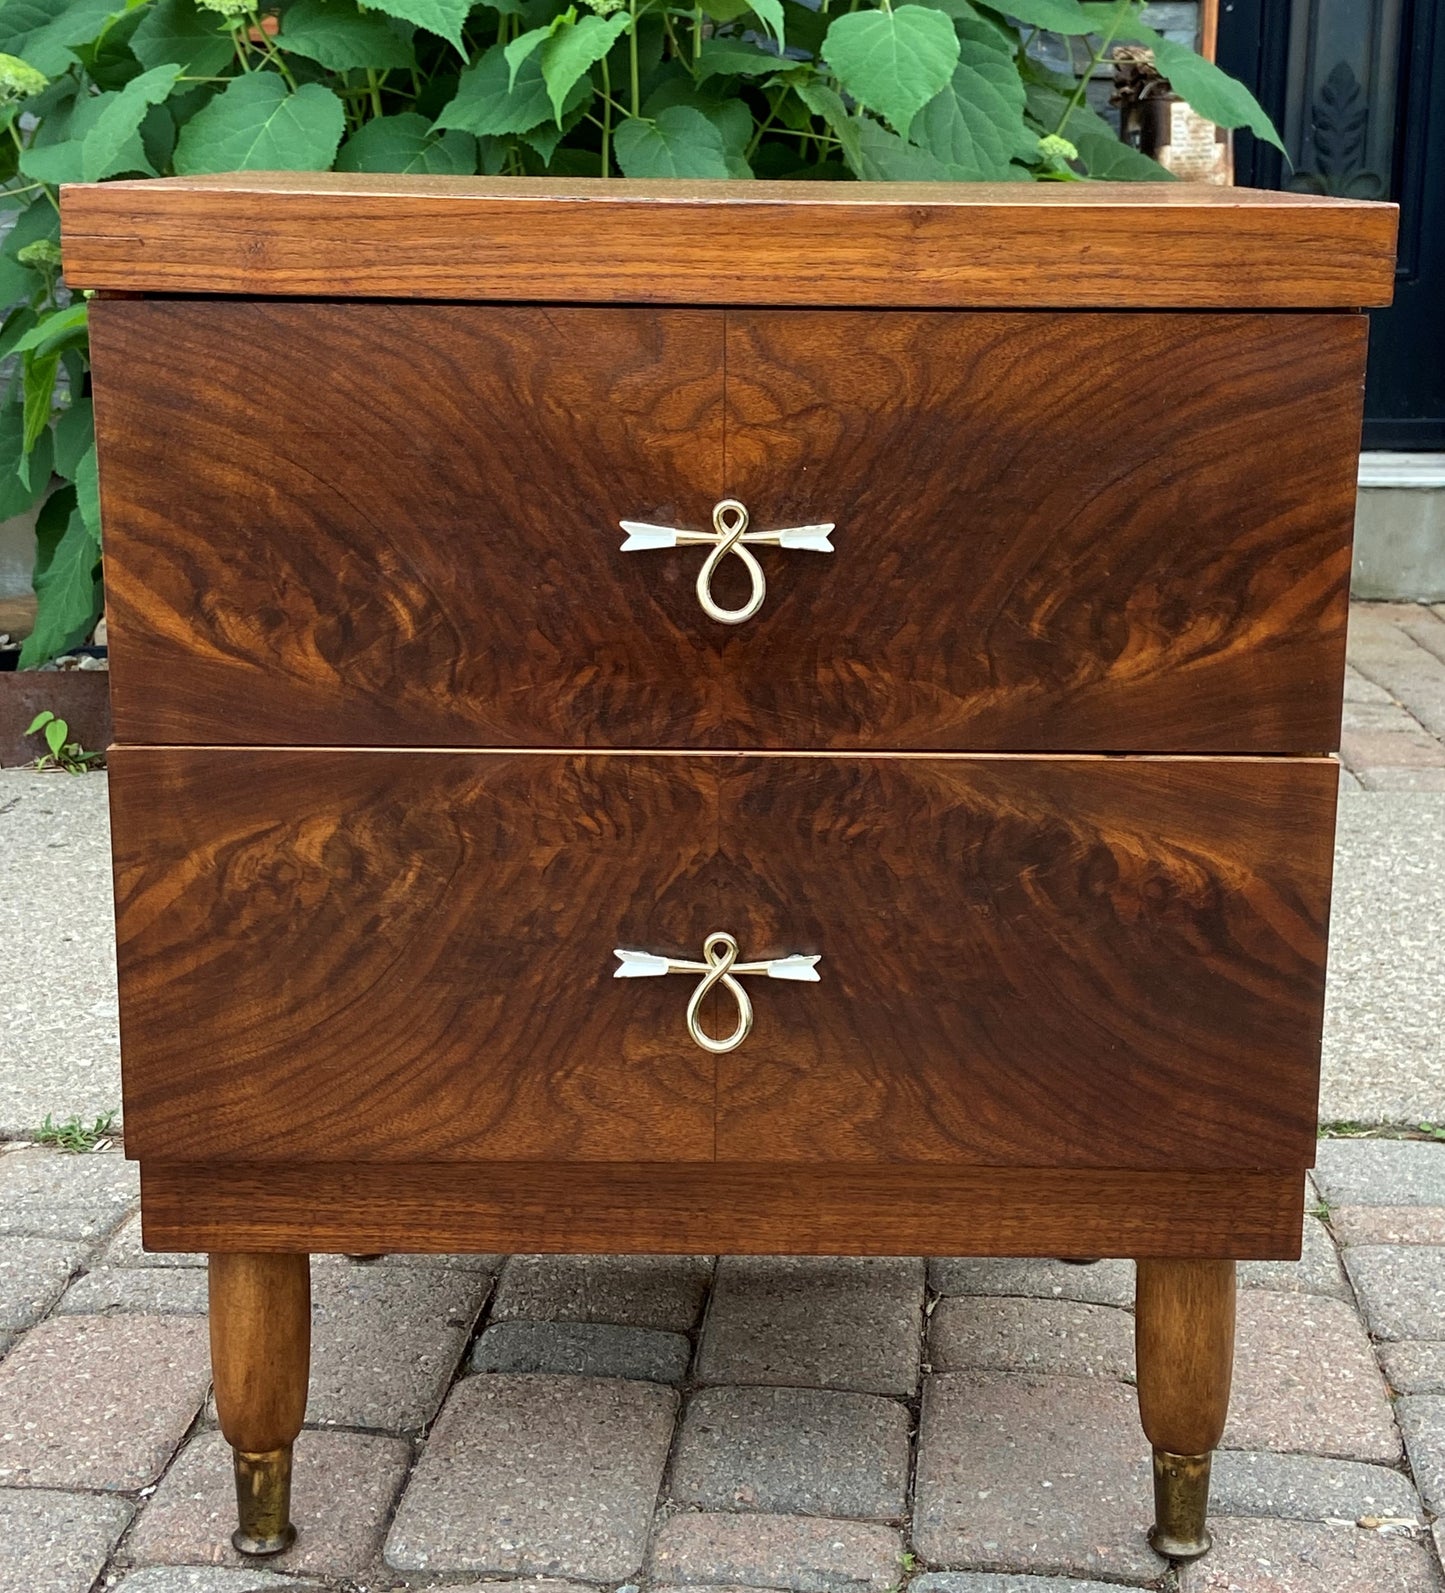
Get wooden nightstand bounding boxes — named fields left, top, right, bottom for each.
left=62, top=174, right=1397, bottom=1562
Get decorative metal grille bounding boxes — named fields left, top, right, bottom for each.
left=1282, top=0, right=1405, bottom=198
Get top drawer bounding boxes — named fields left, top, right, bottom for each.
left=92, top=302, right=1365, bottom=752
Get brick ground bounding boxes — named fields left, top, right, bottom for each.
left=0, top=1141, right=1439, bottom=1593
left=1342, top=603, right=1445, bottom=788
left=2, top=603, right=1444, bottom=1593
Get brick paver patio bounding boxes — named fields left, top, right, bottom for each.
left=1, top=602, right=1443, bottom=1593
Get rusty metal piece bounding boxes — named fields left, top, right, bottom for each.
left=1149, top=1448, right=1213, bottom=1560
left=231, top=1446, right=296, bottom=1556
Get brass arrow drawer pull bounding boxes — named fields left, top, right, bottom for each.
left=613, top=930, right=821, bottom=1054
left=618, top=498, right=835, bottom=625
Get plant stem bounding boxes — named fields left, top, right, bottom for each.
left=366, top=66, right=384, bottom=117
left=628, top=0, right=640, bottom=116
left=744, top=93, right=780, bottom=157
left=600, top=52, right=612, bottom=173
left=245, top=14, right=297, bottom=88
left=1053, top=0, right=1130, bottom=136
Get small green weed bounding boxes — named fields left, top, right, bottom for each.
left=1320, top=1121, right=1445, bottom=1142
left=26, top=711, right=104, bottom=775
left=35, top=1112, right=116, bottom=1152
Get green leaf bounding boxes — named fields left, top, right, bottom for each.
left=0, top=399, right=53, bottom=519
left=21, top=83, right=158, bottom=186
left=336, top=110, right=476, bottom=172
left=851, top=113, right=955, bottom=179
left=519, top=105, right=578, bottom=162
left=9, top=301, right=87, bottom=358
left=30, top=482, right=74, bottom=580
left=21, top=349, right=59, bottom=465
left=75, top=5, right=149, bottom=89
left=779, top=0, right=824, bottom=55
left=695, top=36, right=780, bottom=79
left=698, top=0, right=753, bottom=20
left=915, top=0, right=983, bottom=18
left=44, top=716, right=66, bottom=756
left=539, top=10, right=626, bottom=124
left=19, top=136, right=86, bottom=185
left=955, top=7, right=1015, bottom=57
left=140, top=98, right=177, bottom=172
left=613, top=104, right=731, bottom=177
left=25, top=710, right=54, bottom=735
left=980, top=0, right=1095, bottom=31
left=0, top=196, right=58, bottom=261
left=1068, top=118, right=1168, bottom=178
left=793, top=72, right=860, bottom=170
left=697, top=95, right=753, bottom=176
left=19, top=506, right=102, bottom=669
left=173, top=73, right=345, bottom=173
left=0, top=305, right=38, bottom=363
left=820, top=5, right=959, bottom=135
left=278, top=0, right=415, bottom=70
left=0, top=0, right=117, bottom=76
left=52, top=397, right=93, bottom=480
left=433, top=41, right=590, bottom=136
left=131, top=0, right=236, bottom=76
left=75, top=442, right=100, bottom=538
left=748, top=0, right=783, bottom=47
left=360, top=0, right=469, bottom=55
left=1151, top=36, right=1284, bottom=152
left=503, top=20, right=551, bottom=89
left=81, top=62, right=181, bottom=182
left=1024, top=78, right=1173, bottom=179
left=909, top=40, right=1035, bottom=177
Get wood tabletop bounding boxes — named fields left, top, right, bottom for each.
left=61, top=175, right=1398, bottom=308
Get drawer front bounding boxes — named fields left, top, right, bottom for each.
left=93, top=303, right=1364, bottom=753
left=110, top=749, right=1333, bottom=1168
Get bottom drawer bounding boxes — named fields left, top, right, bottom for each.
left=109, top=749, right=1336, bottom=1169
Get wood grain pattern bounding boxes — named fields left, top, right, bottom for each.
left=1136, top=1259, right=1237, bottom=1455
left=718, top=310, right=1364, bottom=752
left=209, top=1254, right=310, bottom=1454
left=92, top=302, right=724, bottom=749
left=110, top=748, right=719, bottom=1163
left=716, top=754, right=1335, bottom=1167
left=93, top=304, right=1364, bottom=753
left=141, top=1162, right=1306, bottom=1259
left=61, top=176, right=1398, bottom=307
left=111, top=748, right=1334, bottom=1170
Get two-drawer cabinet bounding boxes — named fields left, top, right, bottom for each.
left=63, top=174, right=1397, bottom=1566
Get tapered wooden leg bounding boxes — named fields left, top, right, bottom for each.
left=209, top=1253, right=311, bottom=1556
left=1135, top=1258, right=1235, bottom=1561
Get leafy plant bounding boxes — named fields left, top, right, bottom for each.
left=0, top=0, right=1280, bottom=662
left=36, top=1109, right=116, bottom=1149
left=25, top=706, right=104, bottom=769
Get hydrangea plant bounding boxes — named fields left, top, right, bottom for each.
left=0, top=0, right=1279, bottom=664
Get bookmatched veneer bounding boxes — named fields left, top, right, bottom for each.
left=68, top=177, right=1392, bottom=1564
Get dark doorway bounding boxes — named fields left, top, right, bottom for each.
left=1219, top=0, right=1444, bottom=449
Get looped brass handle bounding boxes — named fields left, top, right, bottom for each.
left=618, top=499, right=835, bottom=625
left=613, top=931, right=822, bottom=1054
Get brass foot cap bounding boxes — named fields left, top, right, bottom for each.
left=1148, top=1524, right=1212, bottom=1562
left=232, top=1446, right=295, bottom=1558
left=232, top=1522, right=297, bottom=1557
left=1150, top=1449, right=1213, bottom=1562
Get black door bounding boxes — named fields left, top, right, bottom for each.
left=1220, top=0, right=1444, bottom=449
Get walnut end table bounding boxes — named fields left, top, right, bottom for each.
left=62, top=174, right=1397, bottom=1563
